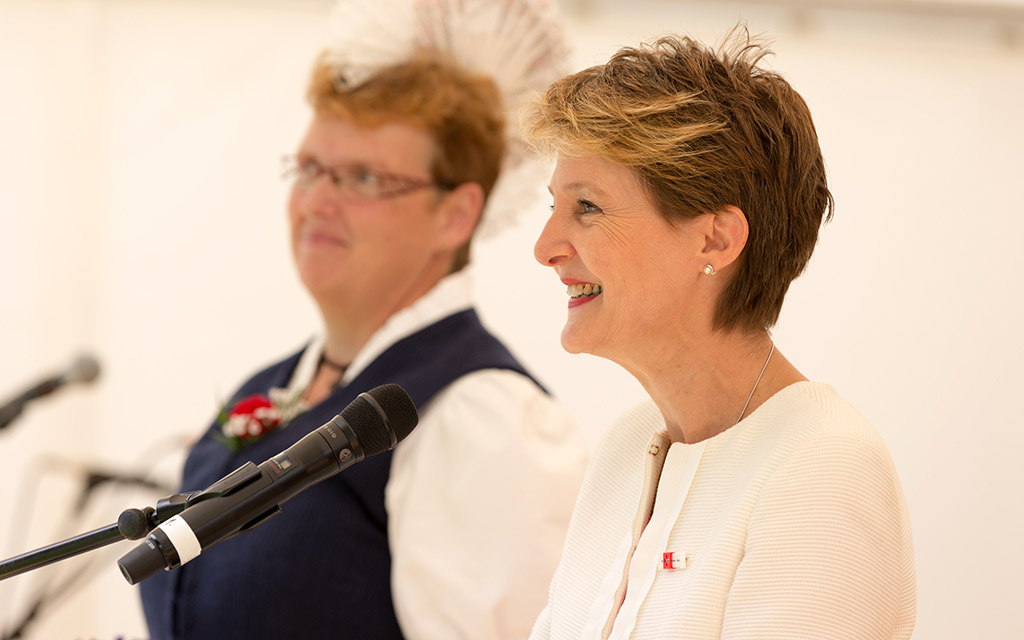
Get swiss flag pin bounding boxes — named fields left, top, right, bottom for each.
left=662, top=551, right=685, bottom=570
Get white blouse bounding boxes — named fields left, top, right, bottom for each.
left=532, top=382, right=916, bottom=640
left=291, top=270, right=589, bottom=640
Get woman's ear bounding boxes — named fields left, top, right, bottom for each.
left=699, top=205, right=748, bottom=273
left=435, top=182, right=485, bottom=251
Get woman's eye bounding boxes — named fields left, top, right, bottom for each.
left=549, top=199, right=600, bottom=215
left=354, top=169, right=380, bottom=186
left=299, top=159, right=321, bottom=177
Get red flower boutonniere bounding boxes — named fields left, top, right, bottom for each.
left=213, top=387, right=306, bottom=453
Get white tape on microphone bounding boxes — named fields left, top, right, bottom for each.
left=159, top=514, right=203, bottom=565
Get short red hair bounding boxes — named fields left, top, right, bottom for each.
left=307, top=49, right=506, bottom=271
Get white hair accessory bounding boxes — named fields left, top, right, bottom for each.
left=324, top=0, right=571, bottom=238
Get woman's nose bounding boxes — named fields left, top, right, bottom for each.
left=534, top=212, right=573, bottom=266
left=298, top=175, right=342, bottom=218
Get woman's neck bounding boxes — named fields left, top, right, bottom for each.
left=627, top=331, right=805, bottom=444
left=315, top=304, right=382, bottom=368
left=301, top=328, right=362, bottom=406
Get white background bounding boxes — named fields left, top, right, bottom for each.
left=1, top=0, right=1022, bottom=637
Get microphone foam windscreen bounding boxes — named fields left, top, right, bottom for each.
left=343, top=384, right=418, bottom=456
left=67, top=354, right=101, bottom=385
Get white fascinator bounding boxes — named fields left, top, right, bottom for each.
left=323, top=0, right=571, bottom=238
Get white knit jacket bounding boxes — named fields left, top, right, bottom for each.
left=531, top=382, right=916, bottom=639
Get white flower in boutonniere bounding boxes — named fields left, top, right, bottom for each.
left=213, top=387, right=308, bottom=453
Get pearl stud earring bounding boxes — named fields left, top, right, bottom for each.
left=703, top=264, right=716, bottom=276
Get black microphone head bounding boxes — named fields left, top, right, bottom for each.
left=342, top=384, right=418, bottom=457
left=64, top=354, right=101, bottom=385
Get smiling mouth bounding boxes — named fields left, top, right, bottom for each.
left=567, top=283, right=603, bottom=299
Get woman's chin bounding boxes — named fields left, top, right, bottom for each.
left=560, top=325, right=593, bottom=356
left=296, top=268, right=344, bottom=300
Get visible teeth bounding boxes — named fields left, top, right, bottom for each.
left=567, top=283, right=603, bottom=298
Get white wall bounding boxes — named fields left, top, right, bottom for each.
left=1, top=0, right=1021, bottom=637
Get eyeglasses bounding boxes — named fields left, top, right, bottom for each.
left=282, top=155, right=453, bottom=200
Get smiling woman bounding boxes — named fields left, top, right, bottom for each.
left=537, top=155, right=718, bottom=366
left=526, top=28, right=916, bottom=640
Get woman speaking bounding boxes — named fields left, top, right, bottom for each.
left=527, top=30, right=915, bottom=639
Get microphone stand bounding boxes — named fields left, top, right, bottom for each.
left=0, top=380, right=59, bottom=431
left=0, top=508, right=152, bottom=582
left=0, top=399, right=27, bottom=431
left=0, top=494, right=191, bottom=640
left=0, top=492, right=194, bottom=583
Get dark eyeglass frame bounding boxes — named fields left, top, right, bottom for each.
left=282, top=154, right=455, bottom=200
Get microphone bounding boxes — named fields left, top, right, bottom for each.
left=117, top=383, right=418, bottom=585
left=0, top=354, right=102, bottom=430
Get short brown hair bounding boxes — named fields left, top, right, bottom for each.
left=307, top=49, right=506, bottom=272
left=527, top=28, right=834, bottom=332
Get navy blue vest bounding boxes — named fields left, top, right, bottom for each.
left=139, top=309, right=537, bottom=640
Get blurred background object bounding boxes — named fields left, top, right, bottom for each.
left=0, top=353, right=101, bottom=430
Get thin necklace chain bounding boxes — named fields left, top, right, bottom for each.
left=735, top=342, right=775, bottom=425
left=319, top=353, right=347, bottom=373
